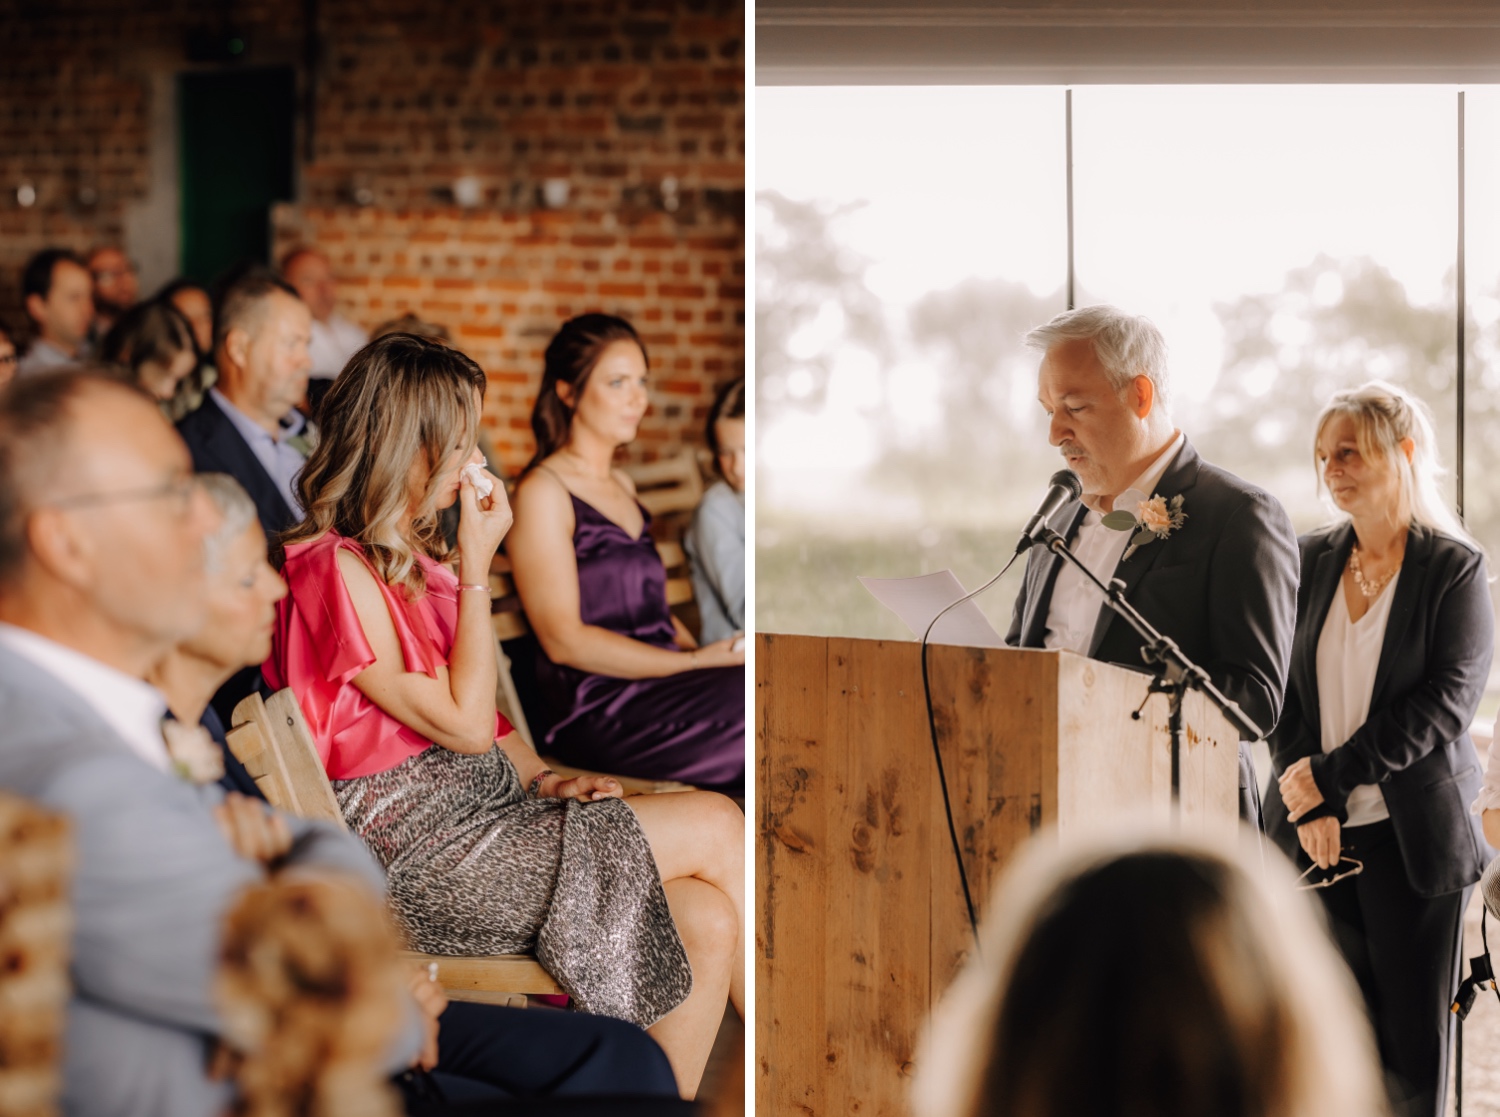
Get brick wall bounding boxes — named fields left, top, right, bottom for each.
left=0, top=0, right=744, bottom=466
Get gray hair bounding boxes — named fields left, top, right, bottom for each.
left=1024, top=305, right=1171, bottom=411
left=198, top=473, right=259, bottom=571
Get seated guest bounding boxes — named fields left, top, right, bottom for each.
left=1265, top=381, right=1491, bottom=1117
left=150, top=473, right=686, bottom=1109
left=508, top=315, right=745, bottom=793
left=0, top=370, right=402, bottom=1117
left=154, top=279, right=220, bottom=421
left=913, top=831, right=1385, bottom=1117
left=685, top=376, right=745, bottom=644
left=158, top=278, right=215, bottom=356
left=281, top=246, right=367, bottom=413
left=266, top=333, right=744, bottom=1098
left=100, top=298, right=201, bottom=409
left=86, top=245, right=140, bottom=342
left=176, top=272, right=313, bottom=536
left=18, top=248, right=93, bottom=376
left=373, top=312, right=451, bottom=344
left=0, top=321, right=17, bottom=389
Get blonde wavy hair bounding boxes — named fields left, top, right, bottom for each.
left=913, top=827, right=1387, bottom=1117
left=283, top=333, right=487, bottom=593
left=1313, top=379, right=1480, bottom=551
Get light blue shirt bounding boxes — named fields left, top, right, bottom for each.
left=210, top=387, right=307, bottom=518
left=685, top=480, right=745, bottom=643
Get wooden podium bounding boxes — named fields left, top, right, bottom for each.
left=755, top=633, right=1240, bottom=1117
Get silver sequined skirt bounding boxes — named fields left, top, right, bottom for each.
left=333, top=744, right=692, bottom=1028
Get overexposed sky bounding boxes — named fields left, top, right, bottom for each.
left=759, top=85, right=1500, bottom=494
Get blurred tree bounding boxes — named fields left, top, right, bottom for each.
left=754, top=191, right=891, bottom=412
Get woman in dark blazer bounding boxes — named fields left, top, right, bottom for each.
left=1264, top=380, right=1493, bottom=1117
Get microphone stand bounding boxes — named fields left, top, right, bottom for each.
left=1032, top=525, right=1264, bottom=803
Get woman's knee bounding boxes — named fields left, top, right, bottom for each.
left=671, top=880, right=738, bottom=962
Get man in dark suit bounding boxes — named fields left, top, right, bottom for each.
left=1005, top=305, right=1299, bottom=827
left=176, top=272, right=314, bottom=536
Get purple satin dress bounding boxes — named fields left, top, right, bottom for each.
left=535, top=494, right=745, bottom=793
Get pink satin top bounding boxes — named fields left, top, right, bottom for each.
left=264, top=532, right=512, bottom=780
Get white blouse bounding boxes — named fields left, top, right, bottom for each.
left=1315, top=576, right=1397, bottom=827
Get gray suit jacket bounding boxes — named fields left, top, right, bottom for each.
left=0, top=642, right=405, bottom=1117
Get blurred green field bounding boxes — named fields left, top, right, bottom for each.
left=755, top=515, right=1027, bottom=642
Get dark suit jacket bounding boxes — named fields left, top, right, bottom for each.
left=175, top=393, right=299, bottom=537
left=1006, top=438, right=1300, bottom=740
left=1263, top=523, right=1492, bottom=897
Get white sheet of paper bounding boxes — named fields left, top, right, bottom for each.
left=858, top=570, right=1008, bottom=648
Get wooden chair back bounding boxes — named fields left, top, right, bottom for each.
left=0, top=792, right=73, bottom=1116
left=227, top=691, right=344, bottom=828
left=622, top=447, right=705, bottom=519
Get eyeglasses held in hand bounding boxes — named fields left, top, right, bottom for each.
left=1296, top=856, right=1364, bottom=891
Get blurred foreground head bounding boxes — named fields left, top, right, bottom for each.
left=914, top=830, right=1386, bottom=1117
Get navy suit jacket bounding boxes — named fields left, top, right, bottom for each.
left=176, top=394, right=299, bottom=538
left=1263, top=523, right=1492, bottom=897
left=1006, top=438, right=1300, bottom=741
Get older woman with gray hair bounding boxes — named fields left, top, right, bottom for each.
left=148, top=473, right=287, bottom=796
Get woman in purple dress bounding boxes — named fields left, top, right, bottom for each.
left=508, top=314, right=745, bottom=794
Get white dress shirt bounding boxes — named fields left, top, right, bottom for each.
left=0, top=623, right=170, bottom=773
left=1315, top=577, right=1396, bottom=826
left=308, top=313, right=368, bottom=380
left=1043, top=433, right=1186, bottom=655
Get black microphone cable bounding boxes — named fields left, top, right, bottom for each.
left=919, top=548, right=1027, bottom=952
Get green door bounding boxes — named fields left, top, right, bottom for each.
left=179, top=67, right=295, bottom=285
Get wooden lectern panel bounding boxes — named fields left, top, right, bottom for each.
left=756, top=633, right=1238, bottom=1117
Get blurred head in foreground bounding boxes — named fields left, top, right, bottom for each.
left=913, top=830, right=1386, bottom=1117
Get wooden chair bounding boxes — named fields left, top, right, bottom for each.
left=0, top=791, right=73, bottom=1117
left=226, top=690, right=562, bottom=1006
left=622, top=447, right=705, bottom=519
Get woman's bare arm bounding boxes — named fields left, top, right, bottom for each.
left=508, top=469, right=741, bottom=678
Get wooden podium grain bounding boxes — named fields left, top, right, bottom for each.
left=755, top=633, right=1240, bottom=1117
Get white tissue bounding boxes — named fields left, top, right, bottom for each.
left=461, top=463, right=493, bottom=498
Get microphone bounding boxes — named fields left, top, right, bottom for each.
left=1014, top=469, right=1083, bottom=553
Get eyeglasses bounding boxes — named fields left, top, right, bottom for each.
left=48, top=476, right=200, bottom=518
left=1296, top=856, right=1365, bottom=891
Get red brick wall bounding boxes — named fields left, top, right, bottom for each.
left=0, top=0, right=744, bottom=465
left=272, top=205, right=743, bottom=471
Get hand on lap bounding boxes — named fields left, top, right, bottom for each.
left=212, top=793, right=293, bottom=867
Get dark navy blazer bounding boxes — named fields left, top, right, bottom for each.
left=1006, top=438, right=1301, bottom=742
left=1263, top=523, right=1492, bottom=897
left=175, top=393, right=299, bottom=538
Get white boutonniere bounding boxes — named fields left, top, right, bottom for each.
left=161, top=719, right=226, bottom=785
left=1102, top=493, right=1187, bottom=561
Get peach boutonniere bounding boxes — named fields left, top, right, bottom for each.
left=1101, top=493, right=1187, bottom=561
left=162, top=719, right=226, bottom=785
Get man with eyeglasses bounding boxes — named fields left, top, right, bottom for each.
left=87, top=245, right=141, bottom=342
left=17, top=248, right=94, bottom=377
left=0, top=370, right=402, bottom=1116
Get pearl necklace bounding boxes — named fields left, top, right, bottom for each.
left=1348, top=544, right=1400, bottom=599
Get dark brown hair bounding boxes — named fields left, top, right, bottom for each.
left=705, top=376, right=745, bottom=477
left=524, top=313, right=646, bottom=475
left=282, top=333, right=487, bottom=592
left=101, top=297, right=199, bottom=380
